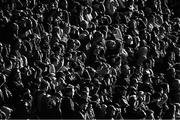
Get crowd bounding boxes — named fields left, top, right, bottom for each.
left=0, top=0, right=180, bottom=119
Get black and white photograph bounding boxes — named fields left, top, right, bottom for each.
left=0, top=0, right=180, bottom=119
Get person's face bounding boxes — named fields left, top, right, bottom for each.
left=67, top=88, right=74, bottom=97
left=73, top=6, right=78, bottom=13
left=0, top=43, right=3, bottom=53
left=81, top=103, right=88, bottom=111
left=54, top=1, right=59, bottom=9
left=145, top=62, right=150, bottom=68
left=71, top=88, right=75, bottom=97
left=110, top=109, right=116, bottom=117
left=93, top=47, right=100, bottom=56
left=15, top=69, right=22, bottom=80
left=176, top=48, right=180, bottom=57
left=25, top=89, right=32, bottom=101
left=129, top=0, right=135, bottom=5
left=144, top=74, right=152, bottom=83
left=109, top=41, right=116, bottom=48
left=124, top=67, right=131, bottom=76
left=145, top=94, right=151, bottom=104
left=120, top=89, right=127, bottom=96
left=139, top=96, right=144, bottom=103
left=82, top=92, right=89, bottom=101
left=170, top=68, right=176, bottom=78
left=126, top=11, right=133, bottom=18
left=17, top=39, right=22, bottom=49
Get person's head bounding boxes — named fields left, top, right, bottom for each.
left=124, top=9, right=133, bottom=18
left=93, top=45, right=102, bottom=56
left=80, top=87, right=90, bottom=100
left=91, top=94, right=100, bottom=103
left=63, top=84, right=75, bottom=98
left=130, top=77, right=139, bottom=86
left=106, top=40, right=116, bottom=49
left=0, top=106, right=13, bottom=119
left=79, top=97, right=89, bottom=111
left=168, top=104, right=176, bottom=119
left=0, top=43, right=3, bottom=53
left=93, top=31, right=104, bottom=42
left=0, top=74, right=6, bottom=88
left=15, top=38, right=22, bottom=50
left=59, top=0, right=68, bottom=10
left=121, top=64, right=131, bottom=76
left=23, top=88, right=32, bottom=101
left=151, top=92, right=161, bottom=102
left=92, top=78, right=101, bottom=90
left=143, top=71, right=152, bottom=83
left=168, top=67, right=176, bottom=78
left=145, top=92, right=151, bottom=104
left=11, top=22, right=19, bottom=36
left=106, top=105, right=116, bottom=117
left=143, top=59, right=151, bottom=69
left=128, top=95, right=138, bottom=107
left=40, top=79, right=50, bottom=92
left=137, top=91, right=145, bottom=103
left=101, top=103, right=107, bottom=114
left=12, top=68, right=22, bottom=81
left=115, top=86, right=127, bottom=96
left=86, top=66, right=97, bottom=78
left=128, top=86, right=137, bottom=96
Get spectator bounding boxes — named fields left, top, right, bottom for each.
left=0, top=0, right=180, bottom=119
left=61, top=84, right=76, bottom=119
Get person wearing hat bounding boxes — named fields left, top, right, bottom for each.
left=74, top=96, right=90, bottom=119
left=90, top=94, right=105, bottom=119
left=89, top=78, right=102, bottom=98
left=112, top=85, right=129, bottom=116
left=104, top=104, right=117, bottom=119
left=31, top=79, right=56, bottom=119
left=105, top=39, right=121, bottom=66
left=69, top=1, right=82, bottom=26
left=104, top=0, right=119, bottom=16
left=138, top=71, right=154, bottom=94
left=136, top=40, right=148, bottom=66
left=10, top=88, right=32, bottom=119
left=148, top=91, right=166, bottom=119
left=136, top=91, right=155, bottom=119
left=85, top=44, right=105, bottom=66
left=0, top=74, right=6, bottom=114
left=61, top=84, right=76, bottom=119
left=115, top=64, right=131, bottom=88
left=0, top=106, right=13, bottom=119
left=124, top=95, right=146, bottom=119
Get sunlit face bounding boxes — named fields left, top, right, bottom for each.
left=93, top=47, right=100, bottom=56
left=123, top=66, right=131, bottom=75
left=145, top=94, right=151, bottom=104
left=81, top=102, right=88, bottom=111
left=111, top=109, right=116, bottom=116
left=15, top=69, right=22, bottom=80
left=81, top=92, right=89, bottom=101
left=170, top=68, right=176, bottom=78
left=71, top=87, right=75, bottom=97
left=125, top=11, right=133, bottom=18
